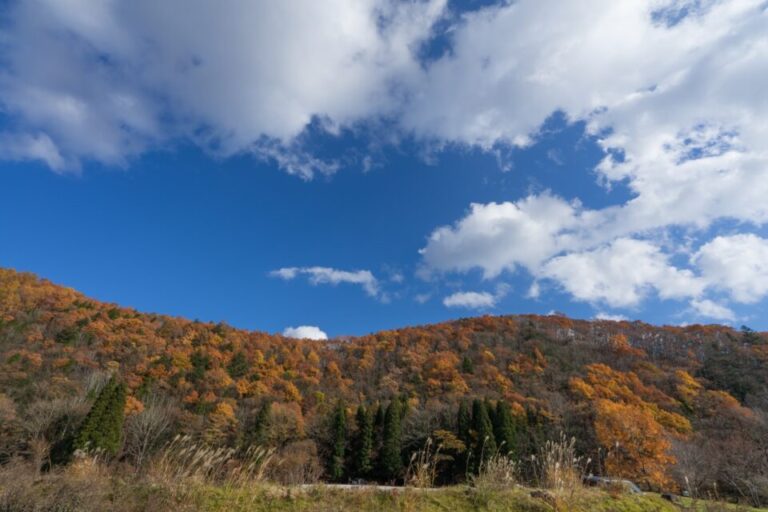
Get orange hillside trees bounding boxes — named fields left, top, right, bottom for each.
left=570, top=363, right=691, bottom=489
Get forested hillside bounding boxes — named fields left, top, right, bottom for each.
left=1, top=268, right=766, bottom=505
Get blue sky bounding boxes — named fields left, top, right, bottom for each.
left=2, top=0, right=768, bottom=338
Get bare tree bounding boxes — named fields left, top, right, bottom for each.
left=0, top=394, right=21, bottom=462
left=123, top=395, right=173, bottom=469
left=21, top=397, right=88, bottom=473
left=672, top=438, right=719, bottom=498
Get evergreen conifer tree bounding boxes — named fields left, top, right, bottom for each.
left=456, top=399, right=472, bottom=476
left=399, top=393, right=410, bottom=417
left=457, top=400, right=471, bottom=446
left=353, top=404, right=373, bottom=478
left=253, top=401, right=271, bottom=446
left=471, top=399, right=496, bottom=472
left=330, top=400, right=347, bottom=481
left=380, top=400, right=402, bottom=481
left=493, top=400, right=517, bottom=456
left=75, top=375, right=126, bottom=456
left=371, top=402, right=386, bottom=471
left=226, top=351, right=249, bottom=379
left=374, top=402, right=385, bottom=431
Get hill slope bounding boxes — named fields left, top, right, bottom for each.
left=0, top=268, right=766, bottom=504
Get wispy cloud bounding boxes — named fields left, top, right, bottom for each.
left=594, top=312, right=629, bottom=322
left=690, top=299, right=736, bottom=323
left=442, top=284, right=509, bottom=310
left=443, top=291, right=496, bottom=309
left=270, top=266, right=380, bottom=298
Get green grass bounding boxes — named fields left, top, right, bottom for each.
left=2, top=471, right=767, bottom=512
left=188, top=485, right=693, bottom=512
left=670, top=494, right=767, bottom=512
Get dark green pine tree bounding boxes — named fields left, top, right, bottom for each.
left=250, top=401, right=271, bottom=447
left=75, top=376, right=127, bottom=456
left=380, top=400, right=403, bottom=482
left=471, top=399, right=496, bottom=472
left=373, top=402, right=385, bottom=438
left=457, top=400, right=472, bottom=446
left=456, top=399, right=472, bottom=476
left=461, top=356, right=474, bottom=374
left=399, top=393, right=411, bottom=418
left=353, top=404, right=374, bottom=478
left=329, top=400, right=347, bottom=482
left=493, top=400, right=517, bottom=456
left=741, top=325, right=762, bottom=345
left=374, top=402, right=385, bottom=431
left=226, top=351, right=249, bottom=379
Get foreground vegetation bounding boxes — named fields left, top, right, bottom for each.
left=1, top=268, right=767, bottom=507
left=2, top=457, right=766, bottom=512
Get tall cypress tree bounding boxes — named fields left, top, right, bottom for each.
left=493, top=401, right=517, bottom=456
left=75, top=375, right=126, bottom=456
left=329, top=400, right=347, bottom=482
left=380, top=400, right=402, bottom=481
left=471, top=399, right=496, bottom=472
left=456, top=399, right=472, bottom=477
left=353, top=404, right=374, bottom=478
left=374, top=402, right=385, bottom=431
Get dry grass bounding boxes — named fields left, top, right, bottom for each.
left=0, top=460, right=744, bottom=512
left=149, top=435, right=275, bottom=487
left=529, top=434, right=591, bottom=510
left=472, top=453, right=518, bottom=491
left=406, top=437, right=442, bottom=488
left=532, top=434, right=589, bottom=492
left=0, top=456, right=174, bottom=512
left=0, top=437, right=276, bottom=511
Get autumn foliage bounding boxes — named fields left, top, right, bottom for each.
left=0, top=268, right=766, bottom=503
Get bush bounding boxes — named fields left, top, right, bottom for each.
left=269, top=439, right=323, bottom=485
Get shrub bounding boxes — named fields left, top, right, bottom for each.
left=532, top=434, right=589, bottom=495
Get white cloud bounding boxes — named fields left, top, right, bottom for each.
left=414, top=293, right=431, bottom=304
left=527, top=281, right=541, bottom=299
left=443, top=291, right=497, bottom=309
left=594, top=312, right=629, bottom=322
left=420, top=194, right=581, bottom=278
left=270, top=267, right=300, bottom=280
left=694, top=234, right=768, bottom=303
left=4, top=0, right=767, bottom=210
left=5, top=0, right=768, bottom=320
left=282, top=325, right=328, bottom=340
left=413, top=0, right=768, bottom=315
left=541, top=238, right=703, bottom=308
left=690, top=299, right=736, bottom=322
left=0, top=0, right=446, bottom=174
left=254, top=141, right=340, bottom=181
left=270, top=266, right=380, bottom=298
left=501, top=233, right=768, bottom=314
left=407, top=0, right=768, bottom=210
left=0, top=132, right=67, bottom=171
left=442, top=283, right=509, bottom=309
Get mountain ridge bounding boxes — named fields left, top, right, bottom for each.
left=1, top=266, right=766, bottom=501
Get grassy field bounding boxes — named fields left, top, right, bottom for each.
left=191, top=486, right=768, bottom=512
left=196, top=485, right=677, bottom=512
left=3, top=472, right=767, bottom=512
left=1, top=457, right=765, bottom=512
